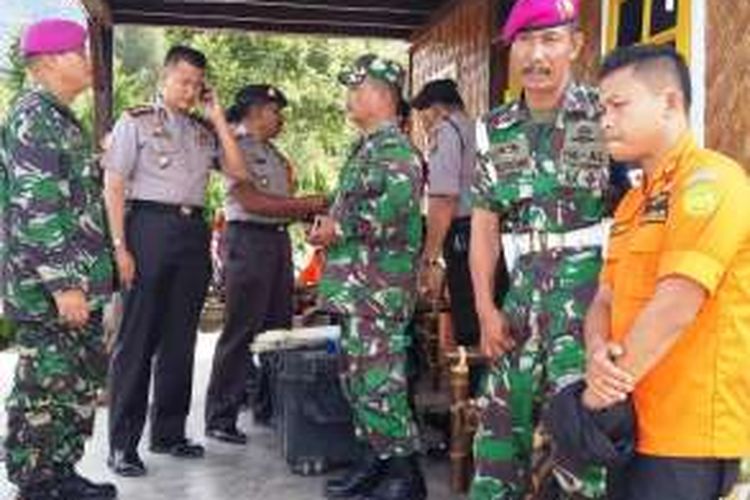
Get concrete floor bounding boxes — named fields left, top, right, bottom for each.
left=0, top=333, right=458, bottom=500
left=4, top=334, right=748, bottom=500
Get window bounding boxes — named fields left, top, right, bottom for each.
left=607, top=0, right=691, bottom=58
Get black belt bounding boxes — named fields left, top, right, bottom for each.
left=128, top=200, right=204, bottom=219
left=228, top=220, right=288, bottom=233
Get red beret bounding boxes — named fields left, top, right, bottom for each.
left=21, top=18, right=87, bottom=58
left=502, top=0, right=580, bottom=44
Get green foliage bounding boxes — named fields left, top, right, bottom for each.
left=0, top=36, right=27, bottom=121
left=3, top=26, right=407, bottom=200
left=163, top=29, right=407, bottom=198
left=71, top=57, right=155, bottom=136
left=0, top=25, right=409, bottom=263
left=205, top=173, right=226, bottom=224
left=115, top=26, right=166, bottom=78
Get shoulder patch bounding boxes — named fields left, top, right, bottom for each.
left=486, top=101, right=522, bottom=131
left=682, top=178, right=720, bottom=217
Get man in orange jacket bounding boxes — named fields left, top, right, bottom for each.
left=584, top=44, right=750, bottom=499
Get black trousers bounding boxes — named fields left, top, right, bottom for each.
left=443, top=218, right=508, bottom=395
left=204, top=222, right=293, bottom=430
left=108, top=207, right=210, bottom=451
left=443, top=217, right=509, bottom=347
left=609, top=454, right=740, bottom=500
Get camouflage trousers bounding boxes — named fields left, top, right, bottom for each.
left=340, top=315, right=419, bottom=459
left=5, top=313, right=107, bottom=487
left=470, top=249, right=606, bottom=500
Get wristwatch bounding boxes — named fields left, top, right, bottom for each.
left=422, top=257, right=445, bottom=269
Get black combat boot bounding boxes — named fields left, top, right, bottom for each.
left=361, top=454, right=427, bottom=500
left=325, top=449, right=387, bottom=498
left=57, top=471, right=118, bottom=499
left=17, top=479, right=62, bottom=500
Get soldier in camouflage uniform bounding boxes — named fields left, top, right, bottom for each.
left=469, top=1, right=610, bottom=499
left=309, top=55, right=425, bottom=500
left=0, top=19, right=116, bottom=500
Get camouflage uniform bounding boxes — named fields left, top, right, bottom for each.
left=470, top=83, right=609, bottom=500
left=319, top=121, right=423, bottom=459
left=0, top=88, right=114, bottom=486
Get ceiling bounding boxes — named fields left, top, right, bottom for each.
left=85, top=0, right=455, bottom=39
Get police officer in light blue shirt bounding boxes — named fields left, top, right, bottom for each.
left=102, top=45, right=248, bottom=477
left=204, top=84, right=327, bottom=444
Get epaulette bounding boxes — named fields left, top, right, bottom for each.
left=125, top=105, right=157, bottom=117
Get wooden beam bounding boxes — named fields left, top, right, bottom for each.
left=112, top=2, right=428, bottom=31
left=80, top=0, right=113, bottom=25
left=88, top=16, right=114, bottom=147
left=114, top=10, right=416, bottom=38
left=166, top=0, right=436, bottom=16
left=114, top=0, right=443, bottom=16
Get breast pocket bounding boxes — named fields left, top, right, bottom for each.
left=249, top=158, right=273, bottom=191
left=624, top=224, right=666, bottom=298
left=561, top=121, right=609, bottom=192
left=487, top=138, right=531, bottom=182
left=146, top=137, right=180, bottom=170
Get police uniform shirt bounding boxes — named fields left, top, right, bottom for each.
left=224, top=134, right=291, bottom=224
left=103, top=102, right=219, bottom=207
left=427, top=111, right=476, bottom=218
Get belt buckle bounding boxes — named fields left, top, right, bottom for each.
left=179, top=205, right=193, bottom=217
left=530, top=230, right=548, bottom=253
left=529, top=230, right=542, bottom=254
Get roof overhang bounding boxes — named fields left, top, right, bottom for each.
left=82, top=0, right=453, bottom=39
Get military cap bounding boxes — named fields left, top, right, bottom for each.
left=21, top=18, right=87, bottom=58
left=338, top=54, right=405, bottom=90
left=226, top=84, right=288, bottom=123
left=502, top=0, right=580, bottom=43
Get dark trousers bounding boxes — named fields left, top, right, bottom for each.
left=204, top=222, right=293, bottom=430
left=443, top=217, right=509, bottom=346
left=443, top=217, right=508, bottom=394
left=610, top=454, right=740, bottom=500
left=108, top=207, right=210, bottom=451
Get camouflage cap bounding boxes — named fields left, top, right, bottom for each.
left=338, top=54, right=405, bottom=90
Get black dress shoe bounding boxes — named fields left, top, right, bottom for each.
left=150, top=438, right=205, bottom=458
left=59, top=472, right=118, bottom=499
left=206, top=427, right=248, bottom=445
left=107, top=449, right=146, bottom=477
left=324, top=452, right=386, bottom=498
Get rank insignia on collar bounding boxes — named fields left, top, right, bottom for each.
left=642, top=192, right=669, bottom=224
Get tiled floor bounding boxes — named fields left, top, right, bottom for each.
left=0, top=333, right=458, bottom=500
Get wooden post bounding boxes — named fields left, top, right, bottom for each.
left=446, top=346, right=486, bottom=493
left=89, top=17, right=114, bottom=149
left=82, top=0, right=114, bottom=148
left=449, top=347, right=471, bottom=493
